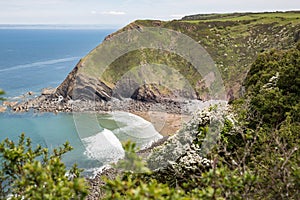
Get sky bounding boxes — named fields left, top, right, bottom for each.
left=0, top=0, right=299, bottom=27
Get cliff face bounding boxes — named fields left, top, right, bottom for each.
left=55, top=60, right=112, bottom=101
left=55, top=11, right=300, bottom=102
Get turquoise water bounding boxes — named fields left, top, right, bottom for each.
left=0, top=27, right=162, bottom=177
left=0, top=111, right=162, bottom=177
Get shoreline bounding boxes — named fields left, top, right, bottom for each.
left=132, top=111, right=192, bottom=136
left=9, top=92, right=201, bottom=137
left=3, top=93, right=226, bottom=200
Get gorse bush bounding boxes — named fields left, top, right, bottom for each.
left=0, top=133, right=88, bottom=200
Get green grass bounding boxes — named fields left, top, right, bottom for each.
left=76, top=11, right=300, bottom=99
left=182, top=11, right=300, bottom=22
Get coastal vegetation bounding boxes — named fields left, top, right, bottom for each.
left=100, top=42, right=300, bottom=200
left=95, top=11, right=299, bottom=100
left=0, top=11, right=299, bottom=199
left=0, top=133, right=88, bottom=199
left=6, top=43, right=296, bottom=199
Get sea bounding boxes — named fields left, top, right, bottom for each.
left=0, top=26, right=162, bottom=177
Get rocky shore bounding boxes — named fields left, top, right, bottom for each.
left=10, top=87, right=204, bottom=115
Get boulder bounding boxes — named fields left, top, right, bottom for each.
left=131, top=83, right=173, bottom=103
left=3, top=101, right=18, bottom=107
left=41, top=88, right=56, bottom=95
left=0, top=106, right=6, bottom=112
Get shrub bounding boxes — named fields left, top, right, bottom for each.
left=0, top=133, right=88, bottom=200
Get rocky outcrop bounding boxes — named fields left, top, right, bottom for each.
left=131, top=83, right=173, bottom=103
left=54, top=62, right=80, bottom=99
left=41, top=88, right=55, bottom=96
left=55, top=61, right=112, bottom=101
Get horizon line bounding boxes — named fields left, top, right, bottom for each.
left=0, top=24, right=123, bottom=30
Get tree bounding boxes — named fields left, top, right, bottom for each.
left=0, top=133, right=88, bottom=200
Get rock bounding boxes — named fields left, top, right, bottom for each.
left=0, top=106, right=6, bottom=112
left=130, top=83, right=176, bottom=103
left=3, top=101, right=18, bottom=107
left=41, top=88, right=56, bottom=95
left=28, top=91, right=33, bottom=95
left=55, top=61, right=112, bottom=101
left=86, top=167, right=119, bottom=200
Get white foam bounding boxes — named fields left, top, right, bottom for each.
left=110, top=111, right=163, bottom=139
left=82, top=129, right=125, bottom=165
left=0, top=57, right=80, bottom=73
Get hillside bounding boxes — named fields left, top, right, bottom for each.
left=55, top=11, right=300, bottom=102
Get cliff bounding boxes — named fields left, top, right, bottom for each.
left=55, top=11, right=300, bottom=102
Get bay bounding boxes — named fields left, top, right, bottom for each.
left=0, top=27, right=162, bottom=177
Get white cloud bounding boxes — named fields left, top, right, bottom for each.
left=0, top=0, right=299, bottom=25
left=101, top=11, right=126, bottom=15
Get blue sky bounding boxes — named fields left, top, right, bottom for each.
left=0, top=0, right=299, bottom=27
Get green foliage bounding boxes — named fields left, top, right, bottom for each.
left=0, top=133, right=88, bottom=199
left=253, top=122, right=300, bottom=199
left=227, top=44, right=300, bottom=199
left=104, top=141, right=186, bottom=200
left=0, top=89, right=5, bottom=101
left=244, top=44, right=300, bottom=127
left=190, top=166, right=257, bottom=200
left=101, top=48, right=204, bottom=98
left=103, top=140, right=258, bottom=200
left=102, top=44, right=299, bottom=200
left=115, top=141, right=150, bottom=174
left=104, top=175, right=186, bottom=200
left=80, top=12, right=299, bottom=101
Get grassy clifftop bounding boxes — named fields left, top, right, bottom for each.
left=101, top=11, right=299, bottom=98
left=59, top=11, right=300, bottom=101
